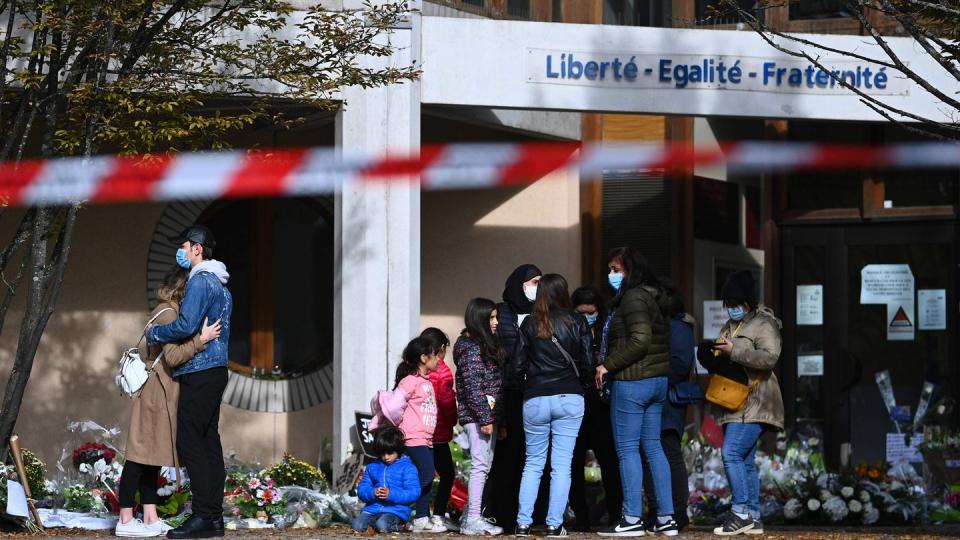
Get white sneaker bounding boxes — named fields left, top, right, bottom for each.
left=413, top=516, right=447, bottom=533
left=431, top=514, right=460, bottom=532
left=115, top=519, right=160, bottom=538
left=461, top=517, right=504, bottom=536
left=144, top=521, right=172, bottom=535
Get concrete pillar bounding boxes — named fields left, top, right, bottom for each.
left=332, top=0, right=422, bottom=478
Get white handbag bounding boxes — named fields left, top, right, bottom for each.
left=116, top=308, right=174, bottom=397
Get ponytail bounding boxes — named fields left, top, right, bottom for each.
left=394, top=337, right=432, bottom=389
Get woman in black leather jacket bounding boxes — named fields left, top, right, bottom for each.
left=511, top=274, right=594, bottom=537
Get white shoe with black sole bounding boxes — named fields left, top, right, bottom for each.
left=649, top=518, right=679, bottom=536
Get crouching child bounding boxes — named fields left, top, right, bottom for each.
left=353, top=426, right=422, bottom=533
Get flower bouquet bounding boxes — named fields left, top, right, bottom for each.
left=72, top=443, right=117, bottom=469
left=264, top=454, right=326, bottom=489
left=63, top=484, right=108, bottom=515
left=224, top=473, right=285, bottom=520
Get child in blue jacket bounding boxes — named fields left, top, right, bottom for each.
left=352, top=426, right=422, bottom=533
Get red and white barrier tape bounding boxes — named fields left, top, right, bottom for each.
left=0, top=141, right=957, bottom=207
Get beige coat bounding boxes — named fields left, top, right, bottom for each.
left=125, top=303, right=206, bottom=467
left=713, top=306, right=785, bottom=430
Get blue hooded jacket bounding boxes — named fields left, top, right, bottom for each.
left=663, top=312, right=695, bottom=435
left=147, top=261, right=233, bottom=377
left=356, top=455, right=421, bottom=521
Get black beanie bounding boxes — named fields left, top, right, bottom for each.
left=721, top=270, right=757, bottom=307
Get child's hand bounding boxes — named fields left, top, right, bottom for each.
left=375, top=487, right=389, bottom=500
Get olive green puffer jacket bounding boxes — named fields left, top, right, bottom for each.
left=603, top=285, right=670, bottom=381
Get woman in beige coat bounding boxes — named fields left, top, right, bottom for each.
left=116, top=268, right=220, bottom=538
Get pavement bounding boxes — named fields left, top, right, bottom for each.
left=13, top=524, right=960, bottom=540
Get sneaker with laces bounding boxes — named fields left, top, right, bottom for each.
left=515, top=524, right=531, bottom=537
left=144, top=521, right=171, bottom=535
left=115, top=519, right=159, bottom=538
left=431, top=514, right=460, bottom=532
left=546, top=525, right=568, bottom=538
left=744, top=520, right=763, bottom=535
left=713, top=513, right=755, bottom=536
left=413, top=516, right=447, bottom=533
left=598, top=518, right=646, bottom=537
left=461, top=517, right=504, bottom=536
left=649, top=518, right=679, bottom=537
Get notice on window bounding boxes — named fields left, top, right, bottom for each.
left=797, top=354, right=824, bottom=377
left=703, top=300, right=728, bottom=340
left=918, top=289, right=947, bottom=330
left=886, top=433, right=924, bottom=464
left=796, top=285, right=823, bottom=326
left=860, top=265, right=915, bottom=342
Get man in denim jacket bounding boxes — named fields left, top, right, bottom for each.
left=147, top=224, right=233, bottom=539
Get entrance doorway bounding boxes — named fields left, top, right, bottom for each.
left=781, top=221, right=957, bottom=468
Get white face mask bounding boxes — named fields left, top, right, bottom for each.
left=523, top=284, right=538, bottom=302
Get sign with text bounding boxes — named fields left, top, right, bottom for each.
left=703, top=300, right=728, bottom=340
left=354, top=411, right=376, bottom=459
left=796, top=285, right=823, bottom=326
left=860, top=265, right=915, bottom=341
left=918, top=289, right=947, bottom=330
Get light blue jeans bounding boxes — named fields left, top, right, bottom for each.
left=610, top=377, right=674, bottom=519
left=723, top=422, right=763, bottom=520
left=517, top=394, right=585, bottom=527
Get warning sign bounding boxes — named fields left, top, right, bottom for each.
left=886, top=302, right=915, bottom=341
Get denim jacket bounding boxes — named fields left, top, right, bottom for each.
left=147, top=263, right=233, bottom=377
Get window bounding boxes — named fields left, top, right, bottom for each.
left=694, top=177, right=740, bottom=244
left=790, top=0, right=852, bottom=20
left=745, top=185, right=763, bottom=249
left=507, top=0, right=530, bottom=18
left=604, top=0, right=667, bottom=27
left=552, top=0, right=563, bottom=22
left=695, top=0, right=758, bottom=26
left=200, top=198, right=334, bottom=377
left=462, top=0, right=484, bottom=7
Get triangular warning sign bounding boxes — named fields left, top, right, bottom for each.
left=890, top=306, right=913, bottom=327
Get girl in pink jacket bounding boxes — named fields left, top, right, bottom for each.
left=373, top=337, right=446, bottom=533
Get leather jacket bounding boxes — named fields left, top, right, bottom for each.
left=512, top=309, right=595, bottom=400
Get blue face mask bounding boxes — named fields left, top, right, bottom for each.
left=175, top=248, right=192, bottom=270
left=585, top=313, right=598, bottom=327
left=608, top=272, right=624, bottom=291
left=727, top=306, right=745, bottom=321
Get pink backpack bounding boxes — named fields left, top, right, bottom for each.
left=367, top=388, right=409, bottom=432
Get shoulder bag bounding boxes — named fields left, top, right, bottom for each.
left=115, top=308, right=174, bottom=398
left=704, top=321, right=758, bottom=411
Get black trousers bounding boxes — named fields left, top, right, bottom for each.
left=569, top=399, right=623, bottom=527
left=642, top=429, right=689, bottom=529
left=118, top=461, right=161, bottom=508
left=434, top=442, right=455, bottom=517
left=177, top=367, right=228, bottom=520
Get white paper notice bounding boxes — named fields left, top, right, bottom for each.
left=886, top=433, right=924, bottom=464
left=860, top=265, right=915, bottom=341
left=5, top=480, right=28, bottom=517
left=796, top=285, right=823, bottom=326
left=797, top=354, right=824, bottom=376
left=703, top=300, right=727, bottom=340
left=918, top=289, right=947, bottom=330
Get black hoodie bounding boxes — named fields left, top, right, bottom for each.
left=497, top=264, right=542, bottom=391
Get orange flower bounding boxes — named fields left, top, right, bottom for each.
left=868, top=469, right=880, bottom=479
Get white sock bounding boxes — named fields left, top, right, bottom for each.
left=657, top=516, right=672, bottom=525
left=733, top=511, right=750, bottom=520
left=623, top=515, right=639, bottom=525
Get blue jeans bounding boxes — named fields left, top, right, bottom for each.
left=723, top=422, right=763, bottom=520
left=518, top=394, right=585, bottom=527
left=352, top=511, right=403, bottom=533
left=610, top=377, right=674, bottom=519
left=405, top=445, right=434, bottom=518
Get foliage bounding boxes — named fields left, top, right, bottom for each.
left=264, top=454, right=325, bottom=489
left=62, top=484, right=107, bottom=514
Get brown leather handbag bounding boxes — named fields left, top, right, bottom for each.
left=706, top=373, right=759, bottom=411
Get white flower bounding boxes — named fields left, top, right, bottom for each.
left=862, top=503, right=879, bottom=525
left=823, top=496, right=850, bottom=522
left=841, top=486, right=855, bottom=499
left=848, top=500, right=863, bottom=513
left=820, top=489, right=833, bottom=501
left=78, top=463, right=91, bottom=474
left=784, top=499, right=803, bottom=519
left=890, top=481, right=904, bottom=491
left=859, top=490, right=871, bottom=502
left=807, top=499, right=821, bottom=512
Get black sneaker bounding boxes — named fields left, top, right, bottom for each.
left=598, top=518, right=646, bottom=537
left=515, top=524, right=531, bottom=537
left=712, top=513, right=755, bottom=536
left=649, top=518, right=679, bottom=537
left=546, top=525, right=568, bottom=538
left=744, top=520, right=763, bottom=535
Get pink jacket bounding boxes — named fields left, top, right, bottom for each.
left=369, top=373, right=437, bottom=447
left=429, top=361, right=457, bottom=444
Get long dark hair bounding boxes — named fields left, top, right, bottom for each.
left=464, top=298, right=503, bottom=365
left=571, top=285, right=606, bottom=339
left=533, top=274, right=572, bottom=339
left=420, top=327, right=450, bottom=353
left=394, top=337, right=433, bottom=389
left=607, top=246, right=663, bottom=307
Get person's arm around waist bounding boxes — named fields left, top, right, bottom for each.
left=148, top=277, right=211, bottom=344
